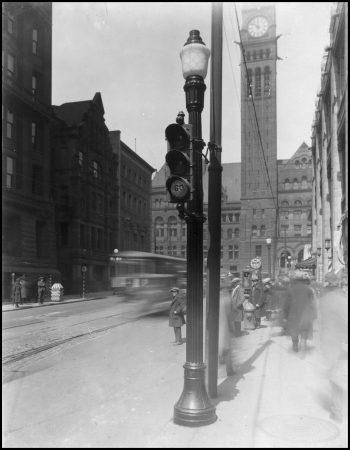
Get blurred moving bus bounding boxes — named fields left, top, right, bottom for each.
left=109, top=251, right=186, bottom=313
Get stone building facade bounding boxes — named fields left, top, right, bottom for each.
left=2, top=2, right=59, bottom=300
left=311, top=1, right=348, bottom=282
left=152, top=152, right=312, bottom=278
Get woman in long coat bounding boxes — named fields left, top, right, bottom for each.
left=169, top=287, right=186, bottom=345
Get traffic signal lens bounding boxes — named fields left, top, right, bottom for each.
left=165, top=124, right=190, bottom=150
left=166, top=150, right=190, bottom=176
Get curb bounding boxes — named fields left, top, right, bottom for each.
left=2, top=295, right=110, bottom=312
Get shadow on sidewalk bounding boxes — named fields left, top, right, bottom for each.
left=212, top=338, right=273, bottom=406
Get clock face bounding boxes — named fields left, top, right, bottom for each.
left=248, top=16, right=269, bottom=37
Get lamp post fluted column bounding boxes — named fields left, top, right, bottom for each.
left=173, top=30, right=217, bottom=427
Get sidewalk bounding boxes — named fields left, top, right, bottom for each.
left=3, top=313, right=348, bottom=447
left=2, top=290, right=113, bottom=312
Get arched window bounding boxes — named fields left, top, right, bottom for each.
left=301, top=157, right=307, bottom=169
left=253, top=50, right=257, bottom=60
left=252, top=225, right=258, bottom=237
left=246, top=51, right=251, bottom=61
left=281, top=200, right=289, bottom=207
left=260, top=225, right=266, bottom=237
left=294, top=200, right=302, bottom=207
left=284, top=179, right=290, bottom=190
left=255, top=67, right=261, bottom=96
left=259, top=49, right=264, bottom=59
left=155, top=217, right=164, bottom=238
left=227, top=229, right=232, bottom=240
left=263, top=66, right=271, bottom=95
left=301, top=176, right=308, bottom=189
left=295, top=160, right=300, bottom=168
left=234, top=228, right=240, bottom=237
left=91, top=160, right=101, bottom=179
left=293, top=178, right=299, bottom=189
left=168, top=216, right=178, bottom=238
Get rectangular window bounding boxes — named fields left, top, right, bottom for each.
left=234, top=213, right=240, bottom=223
left=32, top=28, right=38, bottom=54
left=32, top=165, right=43, bottom=194
left=60, top=222, right=69, bottom=247
left=32, top=74, right=38, bottom=98
left=7, top=110, right=14, bottom=138
left=36, top=221, right=46, bottom=257
left=255, top=245, right=262, bottom=257
left=4, top=215, right=21, bottom=256
left=31, top=122, right=37, bottom=147
left=7, top=54, right=15, bottom=76
left=6, top=156, right=15, bottom=188
left=229, top=245, right=233, bottom=260
left=234, top=244, right=239, bottom=259
left=7, top=12, right=15, bottom=34
left=97, top=229, right=102, bottom=249
left=80, top=225, right=85, bottom=248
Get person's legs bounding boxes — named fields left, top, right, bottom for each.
left=224, top=348, right=235, bottom=376
left=292, top=335, right=299, bottom=352
left=174, top=327, right=182, bottom=344
left=234, top=321, right=242, bottom=337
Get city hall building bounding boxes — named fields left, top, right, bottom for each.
left=151, top=4, right=313, bottom=278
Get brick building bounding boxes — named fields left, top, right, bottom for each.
left=311, top=2, right=348, bottom=282
left=51, top=93, right=155, bottom=294
left=110, top=131, right=155, bottom=253
left=2, top=2, right=59, bottom=300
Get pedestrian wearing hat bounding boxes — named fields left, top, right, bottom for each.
left=169, top=287, right=187, bottom=345
left=252, top=280, right=266, bottom=329
left=319, top=271, right=348, bottom=423
left=230, top=278, right=245, bottom=337
left=37, top=276, right=46, bottom=304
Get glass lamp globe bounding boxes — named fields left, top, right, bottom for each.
left=180, top=30, right=211, bottom=80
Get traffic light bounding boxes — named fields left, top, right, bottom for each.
left=165, top=122, right=192, bottom=203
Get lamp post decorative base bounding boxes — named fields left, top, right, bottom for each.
left=174, top=363, right=217, bottom=427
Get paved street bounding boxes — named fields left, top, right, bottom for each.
left=2, top=296, right=348, bottom=448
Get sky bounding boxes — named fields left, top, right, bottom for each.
left=52, top=2, right=333, bottom=172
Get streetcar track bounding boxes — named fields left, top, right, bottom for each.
left=2, top=314, right=141, bottom=365
left=3, top=321, right=45, bottom=330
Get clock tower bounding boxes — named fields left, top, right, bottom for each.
left=240, top=4, right=278, bottom=272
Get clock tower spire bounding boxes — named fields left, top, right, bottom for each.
left=239, top=4, right=278, bottom=271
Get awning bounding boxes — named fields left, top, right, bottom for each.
left=295, top=257, right=316, bottom=269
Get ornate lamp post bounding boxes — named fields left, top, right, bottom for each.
left=173, top=30, right=217, bottom=427
left=266, top=238, right=272, bottom=278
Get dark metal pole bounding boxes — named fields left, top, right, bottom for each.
left=174, top=30, right=217, bottom=427
left=267, top=244, right=271, bottom=278
left=206, top=1, right=223, bottom=399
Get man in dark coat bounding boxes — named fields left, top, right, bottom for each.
left=37, top=276, right=46, bottom=304
left=284, top=274, right=317, bottom=352
left=252, top=280, right=266, bottom=328
left=169, top=287, right=186, bottom=345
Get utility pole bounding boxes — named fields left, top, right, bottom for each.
left=206, top=2, right=223, bottom=399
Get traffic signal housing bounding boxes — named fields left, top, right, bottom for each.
left=165, top=122, right=192, bottom=203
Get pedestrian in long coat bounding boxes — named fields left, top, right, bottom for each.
left=252, top=280, right=266, bottom=328
left=284, top=276, right=317, bottom=352
left=37, top=277, right=46, bottom=304
left=230, top=278, right=245, bottom=336
left=12, top=278, right=22, bottom=308
left=169, top=287, right=186, bottom=345
left=219, top=286, right=235, bottom=375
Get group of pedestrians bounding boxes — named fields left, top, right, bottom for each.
left=11, top=275, right=47, bottom=307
